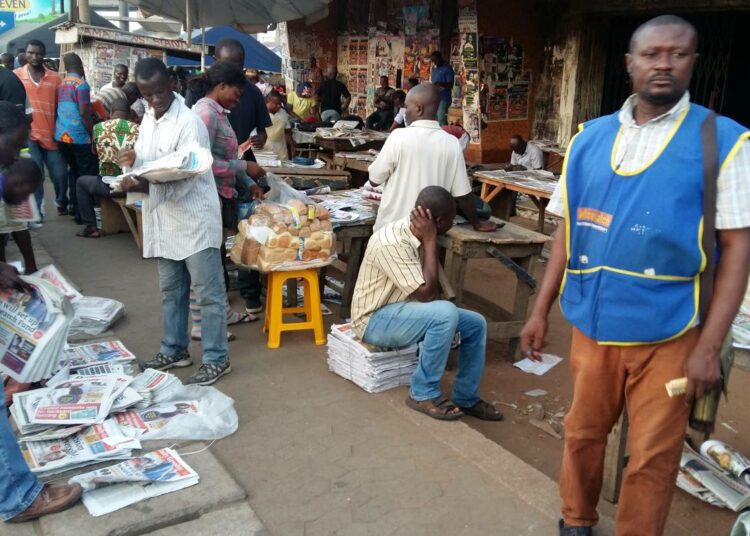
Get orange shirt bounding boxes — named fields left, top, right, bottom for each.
left=14, top=65, right=61, bottom=150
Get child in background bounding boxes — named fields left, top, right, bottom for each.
left=262, top=91, right=294, bottom=161
left=0, top=158, right=44, bottom=274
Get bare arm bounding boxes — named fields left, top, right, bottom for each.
left=685, top=228, right=750, bottom=401
left=456, top=193, right=497, bottom=232
left=409, top=207, right=440, bottom=302
left=520, top=223, right=567, bottom=359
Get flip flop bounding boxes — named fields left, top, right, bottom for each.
left=227, top=311, right=258, bottom=325
left=458, top=400, right=504, bottom=421
left=405, top=396, right=464, bottom=421
left=191, top=331, right=236, bottom=342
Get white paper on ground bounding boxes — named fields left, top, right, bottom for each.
left=513, top=354, right=563, bottom=376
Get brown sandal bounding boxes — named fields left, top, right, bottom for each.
left=458, top=400, right=504, bottom=421
left=406, top=396, right=464, bottom=421
left=76, top=226, right=100, bottom=238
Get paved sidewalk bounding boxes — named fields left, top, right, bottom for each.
left=6, top=213, right=618, bottom=535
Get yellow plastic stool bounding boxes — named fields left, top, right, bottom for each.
left=262, top=269, right=326, bottom=349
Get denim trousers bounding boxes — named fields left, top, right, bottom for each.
left=157, top=248, right=228, bottom=364
left=58, top=142, right=99, bottom=220
left=76, top=175, right=115, bottom=227
left=364, top=300, right=486, bottom=406
left=0, top=381, right=43, bottom=521
left=26, top=140, right=69, bottom=212
left=437, top=100, right=450, bottom=126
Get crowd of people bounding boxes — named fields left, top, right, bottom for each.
left=0, top=14, right=748, bottom=536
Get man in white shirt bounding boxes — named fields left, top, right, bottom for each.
left=117, top=58, right=230, bottom=386
left=368, top=83, right=496, bottom=233
left=99, top=64, right=128, bottom=93
left=506, top=134, right=544, bottom=171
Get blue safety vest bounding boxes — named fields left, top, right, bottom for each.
left=560, top=103, right=749, bottom=345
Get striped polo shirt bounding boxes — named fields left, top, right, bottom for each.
left=351, top=217, right=425, bottom=338
left=14, top=65, right=61, bottom=150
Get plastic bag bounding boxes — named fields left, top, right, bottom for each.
left=265, top=172, right=311, bottom=205
left=732, top=512, right=750, bottom=536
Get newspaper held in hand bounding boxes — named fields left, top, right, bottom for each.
left=110, top=142, right=213, bottom=191
left=0, top=276, right=73, bottom=383
left=62, top=339, right=136, bottom=371
left=69, top=448, right=199, bottom=517
left=678, top=442, right=750, bottom=511
left=326, top=324, right=418, bottom=393
left=20, top=418, right=140, bottom=476
left=32, top=265, right=82, bottom=302
left=69, top=297, right=126, bottom=340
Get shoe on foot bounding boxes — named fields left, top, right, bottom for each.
left=559, top=519, right=593, bottom=536
left=245, top=299, right=263, bottom=314
left=8, top=484, right=82, bottom=523
left=186, top=362, right=231, bottom=386
left=28, top=221, right=43, bottom=230
left=141, top=350, right=192, bottom=371
left=57, top=206, right=68, bottom=216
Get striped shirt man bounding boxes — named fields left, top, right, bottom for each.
left=351, top=217, right=425, bottom=337
left=547, top=92, right=750, bottom=230
left=134, top=98, right=222, bottom=260
left=14, top=65, right=61, bottom=150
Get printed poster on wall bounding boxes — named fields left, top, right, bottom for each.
left=458, top=0, right=480, bottom=145
left=404, top=30, right=438, bottom=82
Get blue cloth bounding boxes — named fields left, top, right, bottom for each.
left=431, top=63, right=454, bottom=104
left=158, top=247, right=228, bottom=364
left=364, top=300, right=485, bottom=407
left=1, top=381, right=43, bottom=521
left=27, top=140, right=70, bottom=211
left=54, top=74, right=91, bottom=145
left=560, top=103, right=747, bottom=344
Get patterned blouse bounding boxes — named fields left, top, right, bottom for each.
left=93, top=118, right=139, bottom=177
left=192, top=97, right=245, bottom=199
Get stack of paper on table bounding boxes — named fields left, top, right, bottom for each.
left=326, top=324, right=418, bottom=393
left=69, top=448, right=199, bottom=516
left=0, top=276, right=73, bottom=383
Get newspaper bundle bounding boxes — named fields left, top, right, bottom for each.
left=111, top=143, right=213, bottom=188
left=69, top=297, right=126, bottom=340
left=20, top=418, right=140, bottom=476
left=31, top=376, right=128, bottom=425
left=63, top=340, right=137, bottom=370
left=678, top=442, right=750, bottom=511
left=326, top=324, right=418, bottom=393
left=33, top=265, right=83, bottom=303
left=129, top=369, right=182, bottom=408
left=69, top=448, right=199, bottom=516
left=0, top=276, right=73, bottom=382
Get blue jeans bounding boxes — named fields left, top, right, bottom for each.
left=437, top=100, right=450, bottom=126
left=364, top=300, right=486, bottom=406
left=26, top=140, right=69, bottom=212
left=0, top=382, right=43, bottom=521
left=158, top=248, right=228, bottom=365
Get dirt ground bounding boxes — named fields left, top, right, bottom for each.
left=443, top=217, right=748, bottom=535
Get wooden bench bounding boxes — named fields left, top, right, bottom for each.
left=111, top=197, right=143, bottom=251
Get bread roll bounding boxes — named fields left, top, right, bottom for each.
left=309, top=231, right=324, bottom=241
left=320, top=219, right=332, bottom=231
left=299, top=227, right=312, bottom=238
left=309, top=221, right=321, bottom=232
left=315, top=206, right=330, bottom=220
left=287, top=225, right=299, bottom=236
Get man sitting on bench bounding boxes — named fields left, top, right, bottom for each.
left=76, top=97, right=139, bottom=238
left=351, top=185, right=503, bottom=422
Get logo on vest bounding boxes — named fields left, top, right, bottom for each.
left=576, top=207, right=612, bottom=232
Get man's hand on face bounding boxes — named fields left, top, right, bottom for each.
left=0, top=262, right=32, bottom=292
left=409, top=206, right=437, bottom=244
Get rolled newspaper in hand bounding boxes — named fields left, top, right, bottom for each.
left=665, top=377, right=688, bottom=397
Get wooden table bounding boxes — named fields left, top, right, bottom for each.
left=474, top=170, right=558, bottom=233
left=265, top=167, right=351, bottom=191
left=438, top=219, right=549, bottom=358
left=529, top=139, right=567, bottom=174
left=331, top=154, right=375, bottom=174
left=326, top=220, right=375, bottom=319
left=315, top=135, right=386, bottom=153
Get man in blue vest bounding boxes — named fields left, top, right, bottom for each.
left=520, top=15, right=750, bottom=536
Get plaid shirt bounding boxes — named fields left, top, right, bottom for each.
left=192, top=97, right=245, bottom=199
left=548, top=92, right=750, bottom=230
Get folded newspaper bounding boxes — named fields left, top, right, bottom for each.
left=31, top=376, right=131, bottom=425
left=677, top=441, right=750, bottom=511
left=69, top=448, right=199, bottom=516
left=0, top=276, right=73, bottom=383
left=33, top=265, right=82, bottom=303
left=62, top=339, right=137, bottom=371
left=20, top=418, right=140, bottom=476
left=69, top=297, right=126, bottom=340
left=326, top=324, right=418, bottom=393
left=111, top=143, right=213, bottom=190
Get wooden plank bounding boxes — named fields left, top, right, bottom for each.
left=603, top=410, right=629, bottom=503
left=99, top=197, right=130, bottom=235
left=486, top=321, right=527, bottom=340
left=441, top=221, right=550, bottom=247
left=735, top=348, right=750, bottom=372
left=113, top=198, right=142, bottom=251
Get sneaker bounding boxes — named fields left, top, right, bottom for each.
left=186, top=362, right=232, bottom=386
left=141, top=350, right=192, bottom=371
left=8, top=484, right=82, bottom=523
left=559, top=519, right=593, bottom=536
left=245, top=299, right=263, bottom=314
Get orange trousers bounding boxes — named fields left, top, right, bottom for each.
left=560, top=327, right=699, bottom=536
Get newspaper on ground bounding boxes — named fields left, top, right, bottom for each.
left=513, top=354, right=563, bottom=376
left=32, top=265, right=82, bottom=302
left=11, top=389, right=52, bottom=435
left=68, top=297, right=126, bottom=340
left=20, top=418, right=140, bottom=476
left=678, top=442, right=750, bottom=511
left=0, top=276, right=73, bottom=383
left=129, top=369, right=182, bottom=408
left=326, top=324, right=418, bottom=393
left=31, top=376, right=127, bottom=425
left=62, top=339, right=137, bottom=371
left=18, top=424, right=88, bottom=443
left=69, top=362, right=132, bottom=377
left=69, top=448, right=199, bottom=516
left=110, top=142, right=213, bottom=189
left=701, top=440, right=750, bottom=487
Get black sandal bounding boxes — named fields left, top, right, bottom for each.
left=458, top=400, right=504, bottom=421
left=406, top=396, right=464, bottom=421
left=76, top=226, right=101, bottom=238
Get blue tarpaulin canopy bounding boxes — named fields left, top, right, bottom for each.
left=166, top=26, right=281, bottom=72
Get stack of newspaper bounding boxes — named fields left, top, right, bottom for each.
left=677, top=440, right=750, bottom=511
left=33, top=265, right=83, bottom=302
left=129, top=369, right=182, bottom=408
left=0, top=276, right=73, bottom=383
left=111, top=143, right=213, bottom=189
left=326, top=324, right=418, bottom=393
left=114, top=401, right=200, bottom=439
left=20, top=418, right=140, bottom=476
left=69, top=297, right=126, bottom=340
left=63, top=339, right=137, bottom=371
left=29, top=376, right=132, bottom=425
left=69, top=448, right=200, bottom=516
